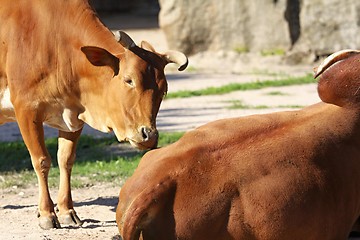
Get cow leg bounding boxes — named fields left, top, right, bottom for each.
left=15, top=110, right=60, bottom=229
left=56, top=129, right=83, bottom=226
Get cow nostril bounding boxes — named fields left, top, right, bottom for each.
left=141, top=127, right=150, bottom=141
left=140, top=127, right=158, bottom=143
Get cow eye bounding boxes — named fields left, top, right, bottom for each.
left=124, top=79, right=134, bottom=87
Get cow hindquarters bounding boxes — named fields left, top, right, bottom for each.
left=117, top=176, right=177, bottom=240
left=56, top=129, right=83, bottom=226
left=14, top=108, right=60, bottom=229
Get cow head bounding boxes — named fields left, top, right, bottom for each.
left=315, top=49, right=360, bottom=108
left=80, top=31, right=188, bottom=150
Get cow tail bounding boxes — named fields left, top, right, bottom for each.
left=122, top=177, right=176, bottom=240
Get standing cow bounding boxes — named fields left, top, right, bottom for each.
left=0, top=0, right=187, bottom=229
left=117, top=49, right=360, bottom=240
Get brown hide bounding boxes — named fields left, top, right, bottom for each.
left=0, top=0, right=187, bottom=229
left=117, top=50, right=360, bottom=240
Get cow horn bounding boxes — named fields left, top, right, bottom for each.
left=115, top=31, right=136, bottom=49
left=163, top=50, right=188, bottom=71
left=314, top=49, right=360, bottom=78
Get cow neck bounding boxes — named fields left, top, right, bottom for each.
left=69, top=3, right=124, bottom=132
left=63, top=4, right=122, bottom=89
left=80, top=14, right=122, bottom=54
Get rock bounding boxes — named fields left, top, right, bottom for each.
left=159, top=0, right=360, bottom=59
left=159, top=0, right=291, bottom=54
left=159, top=0, right=290, bottom=55
left=293, top=0, right=360, bottom=58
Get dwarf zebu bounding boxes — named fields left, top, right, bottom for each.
left=117, top=50, right=360, bottom=240
left=0, top=0, right=187, bottom=229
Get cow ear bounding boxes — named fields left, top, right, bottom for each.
left=81, top=46, right=119, bottom=76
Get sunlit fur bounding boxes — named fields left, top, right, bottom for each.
left=0, top=0, right=187, bottom=229
left=117, top=51, right=360, bottom=240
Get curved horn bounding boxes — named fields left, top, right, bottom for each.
left=314, top=49, right=360, bottom=78
left=163, top=50, right=188, bottom=71
left=115, top=31, right=136, bottom=49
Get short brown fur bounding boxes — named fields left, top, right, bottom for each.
left=0, top=0, right=187, bottom=229
left=117, top=50, right=360, bottom=240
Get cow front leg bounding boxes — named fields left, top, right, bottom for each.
left=56, top=129, right=83, bottom=226
left=15, top=110, right=60, bottom=229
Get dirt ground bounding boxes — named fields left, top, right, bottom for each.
left=0, top=184, right=121, bottom=240
left=1, top=12, right=358, bottom=240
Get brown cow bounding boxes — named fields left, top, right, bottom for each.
left=116, top=49, right=360, bottom=240
left=0, top=0, right=187, bottom=229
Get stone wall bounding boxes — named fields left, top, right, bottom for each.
left=159, top=0, right=360, bottom=60
left=294, top=0, right=360, bottom=57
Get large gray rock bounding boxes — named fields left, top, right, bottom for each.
left=159, top=0, right=290, bottom=55
left=294, top=0, right=360, bottom=57
left=159, top=0, right=360, bottom=60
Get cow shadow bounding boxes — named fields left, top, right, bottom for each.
left=76, top=219, right=117, bottom=230
left=166, top=73, right=193, bottom=82
left=2, top=203, right=37, bottom=210
left=74, top=196, right=118, bottom=213
left=2, top=196, right=118, bottom=212
left=157, top=106, right=224, bottom=132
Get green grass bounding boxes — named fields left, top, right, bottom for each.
left=233, top=45, right=250, bottom=54
left=0, top=132, right=184, bottom=189
left=260, top=48, right=286, bottom=56
left=265, top=91, right=289, bottom=96
left=226, top=100, right=305, bottom=110
left=166, top=74, right=315, bottom=99
left=185, top=66, right=197, bottom=72
left=250, top=69, right=289, bottom=77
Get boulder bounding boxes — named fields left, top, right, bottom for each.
left=294, top=0, right=360, bottom=58
left=159, top=0, right=291, bottom=55
left=159, top=0, right=360, bottom=60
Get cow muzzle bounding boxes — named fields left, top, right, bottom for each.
left=128, top=126, right=158, bottom=150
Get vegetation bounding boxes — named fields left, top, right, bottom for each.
left=226, top=100, right=268, bottom=109
left=184, top=65, right=197, bottom=72
left=226, top=100, right=305, bottom=110
left=166, top=74, right=315, bottom=99
left=264, top=91, right=289, bottom=96
left=233, top=45, right=250, bottom=54
left=0, top=132, right=184, bottom=189
left=249, top=69, right=289, bottom=77
left=260, top=48, right=286, bottom=56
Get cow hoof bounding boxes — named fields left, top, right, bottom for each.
left=58, top=209, right=83, bottom=226
left=38, top=213, right=61, bottom=229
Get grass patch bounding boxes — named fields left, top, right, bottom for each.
left=226, top=100, right=305, bottom=110
left=278, top=105, right=305, bottom=109
left=233, top=45, right=249, bottom=54
left=260, top=48, right=286, bottom=56
left=226, top=100, right=268, bottom=109
left=249, top=69, right=290, bottom=77
left=185, top=66, right=197, bottom=73
left=166, top=74, right=315, bottom=99
left=0, top=132, right=184, bottom=189
left=265, top=91, right=289, bottom=96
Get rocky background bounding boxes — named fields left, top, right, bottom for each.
left=159, top=0, right=360, bottom=63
